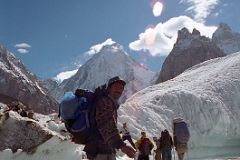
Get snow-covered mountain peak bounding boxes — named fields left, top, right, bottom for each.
left=156, top=27, right=224, bottom=83
left=87, top=38, right=118, bottom=55
left=192, top=28, right=201, bottom=36
left=212, top=23, right=240, bottom=54
left=0, top=46, right=35, bottom=83
left=91, top=42, right=130, bottom=64
left=51, top=41, right=155, bottom=102
left=176, top=27, right=190, bottom=41
left=175, top=28, right=210, bottom=50
left=213, top=23, right=234, bottom=40
left=217, top=22, right=232, bottom=32
left=0, top=45, right=58, bottom=114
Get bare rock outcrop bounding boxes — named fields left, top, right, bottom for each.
left=0, top=46, right=58, bottom=114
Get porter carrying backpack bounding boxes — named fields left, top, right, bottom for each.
left=173, top=118, right=190, bottom=144
left=59, top=86, right=107, bottom=144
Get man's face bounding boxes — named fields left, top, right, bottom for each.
left=108, top=82, right=124, bottom=99
left=141, top=132, right=146, bottom=138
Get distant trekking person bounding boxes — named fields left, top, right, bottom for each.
left=135, top=131, right=154, bottom=160
left=27, top=110, right=38, bottom=121
left=159, top=130, right=173, bottom=160
left=5, top=101, right=27, bottom=118
left=153, top=136, right=161, bottom=160
left=5, top=101, right=21, bottom=113
left=83, top=76, right=135, bottom=160
left=19, top=109, right=28, bottom=117
left=120, top=122, right=136, bottom=149
left=173, top=118, right=190, bottom=160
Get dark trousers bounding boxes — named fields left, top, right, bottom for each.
left=137, top=154, right=149, bottom=160
left=122, top=134, right=136, bottom=149
left=161, top=147, right=172, bottom=160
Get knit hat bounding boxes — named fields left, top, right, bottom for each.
left=107, top=76, right=126, bottom=88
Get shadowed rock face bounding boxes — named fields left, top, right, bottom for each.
left=0, top=109, right=53, bottom=153
left=0, top=94, right=19, bottom=104
left=156, top=28, right=225, bottom=83
left=0, top=46, right=58, bottom=114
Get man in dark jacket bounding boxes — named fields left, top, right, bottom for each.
left=159, top=129, right=173, bottom=160
left=84, top=76, right=136, bottom=160
left=120, top=122, right=136, bottom=149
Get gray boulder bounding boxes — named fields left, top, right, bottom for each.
left=0, top=107, right=53, bottom=153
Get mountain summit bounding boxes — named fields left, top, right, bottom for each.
left=0, top=45, right=58, bottom=114
left=156, top=28, right=224, bottom=83
left=52, top=41, right=155, bottom=101
left=212, top=23, right=240, bottom=54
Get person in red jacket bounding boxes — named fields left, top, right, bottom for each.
left=135, top=132, right=154, bottom=160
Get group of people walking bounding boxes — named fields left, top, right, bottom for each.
left=120, top=122, right=189, bottom=160
left=4, top=101, right=38, bottom=121
left=60, top=76, right=190, bottom=160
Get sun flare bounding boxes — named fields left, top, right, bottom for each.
left=153, top=1, right=163, bottom=17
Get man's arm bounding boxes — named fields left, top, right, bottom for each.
left=149, top=139, right=154, bottom=150
left=170, top=136, right=173, bottom=147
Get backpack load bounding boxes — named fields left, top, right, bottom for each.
left=59, top=86, right=108, bottom=144
left=173, top=117, right=190, bottom=144
left=59, top=89, right=95, bottom=144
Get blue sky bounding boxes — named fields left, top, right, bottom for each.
left=0, top=0, right=239, bottom=79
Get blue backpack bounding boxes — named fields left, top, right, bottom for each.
left=59, top=86, right=107, bottom=144
left=173, top=118, right=190, bottom=144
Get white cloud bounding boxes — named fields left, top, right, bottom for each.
left=15, top=43, right=31, bottom=54
left=15, top=43, right=31, bottom=49
left=54, top=69, right=79, bottom=82
left=85, top=38, right=116, bottom=56
left=181, top=0, right=220, bottom=23
left=129, top=16, right=217, bottom=56
left=153, top=2, right=163, bottom=17
left=17, top=48, right=29, bottom=54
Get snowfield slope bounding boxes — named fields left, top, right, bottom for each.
left=120, top=52, right=240, bottom=148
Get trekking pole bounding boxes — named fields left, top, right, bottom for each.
left=187, top=150, right=189, bottom=160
